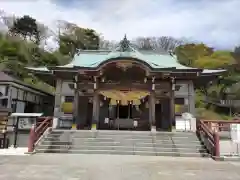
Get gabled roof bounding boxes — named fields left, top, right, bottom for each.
left=59, top=50, right=195, bottom=69
left=26, top=35, right=226, bottom=74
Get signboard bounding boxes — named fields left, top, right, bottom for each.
left=18, top=117, right=36, bottom=129
left=104, top=118, right=109, bottom=124
left=133, top=120, right=138, bottom=127
left=10, top=113, right=43, bottom=130
left=230, top=124, right=240, bottom=143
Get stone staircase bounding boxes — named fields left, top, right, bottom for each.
left=35, top=130, right=209, bottom=157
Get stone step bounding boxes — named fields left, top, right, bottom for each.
left=37, top=130, right=207, bottom=158
left=133, top=142, right=203, bottom=147
left=37, top=144, right=207, bottom=153
left=73, top=146, right=207, bottom=153
left=69, top=138, right=201, bottom=145
left=69, top=133, right=198, bottom=138
left=43, top=137, right=66, bottom=141
left=36, top=148, right=209, bottom=157
left=40, top=140, right=204, bottom=150
left=41, top=139, right=201, bottom=146
left=51, top=130, right=197, bottom=137
left=46, top=133, right=200, bottom=143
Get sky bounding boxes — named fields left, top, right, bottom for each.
left=0, top=0, right=240, bottom=49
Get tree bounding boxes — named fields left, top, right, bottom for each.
left=133, top=37, right=154, bottom=50
left=36, top=23, right=55, bottom=47
left=231, top=46, right=240, bottom=69
left=132, top=36, right=184, bottom=52
left=0, top=33, right=30, bottom=78
left=175, top=43, right=213, bottom=66
left=9, top=15, right=39, bottom=43
left=57, top=21, right=100, bottom=58
left=194, top=51, right=235, bottom=69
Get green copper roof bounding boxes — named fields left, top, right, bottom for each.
left=26, top=35, right=226, bottom=74
left=54, top=35, right=192, bottom=69
left=58, top=36, right=187, bottom=69
left=67, top=51, right=191, bottom=69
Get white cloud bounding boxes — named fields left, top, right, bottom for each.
left=0, top=0, right=240, bottom=49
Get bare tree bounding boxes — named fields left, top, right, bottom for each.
left=0, top=10, right=16, bottom=29
left=55, top=20, right=79, bottom=36
left=99, top=35, right=118, bottom=50
left=37, top=23, right=55, bottom=47
left=133, top=37, right=153, bottom=50
left=133, top=36, right=185, bottom=52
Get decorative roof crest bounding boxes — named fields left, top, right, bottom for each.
left=119, top=34, right=131, bottom=52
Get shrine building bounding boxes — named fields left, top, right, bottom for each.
left=27, top=36, right=224, bottom=131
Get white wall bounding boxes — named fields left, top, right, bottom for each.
left=61, top=81, right=74, bottom=96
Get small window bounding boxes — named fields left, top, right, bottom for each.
left=175, top=98, right=185, bottom=105
left=0, top=99, right=7, bottom=107
left=0, top=86, right=6, bottom=96
left=65, top=96, right=74, bottom=103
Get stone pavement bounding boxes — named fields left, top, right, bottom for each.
left=0, top=154, right=240, bottom=180
left=0, top=147, right=28, bottom=155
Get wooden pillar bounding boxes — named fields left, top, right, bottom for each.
left=53, top=79, right=63, bottom=129
left=73, top=75, right=79, bottom=129
left=92, top=77, right=99, bottom=130
left=169, top=79, right=175, bottom=132
left=148, top=95, right=152, bottom=128
left=73, top=89, right=78, bottom=128
left=188, top=81, right=195, bottom=116
left=149, top=91, right=156, bottom=131
left=92, top=92, right=100, bottom=129
left=188, top=81, right=197, bottom=132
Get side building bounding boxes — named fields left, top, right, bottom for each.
left=0, top=71, right=54, bottom=147
left=0, top=71, right=54, bottom=115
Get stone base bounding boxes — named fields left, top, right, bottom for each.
left=91, top=124, right=97, bottom=130
left=190, top=118, right=196, bottom=132
left=71, top=124, right=76, bottom=130
left=52, top=118, right=58, bottom=129
left=151, top=126, right=156, bottom=132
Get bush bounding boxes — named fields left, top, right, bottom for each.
left=196, top=107, right=231, bottom=120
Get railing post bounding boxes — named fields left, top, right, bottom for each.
left=28, top=124, right=36, bottom=153
left=213, top=131, right=220, bottom=159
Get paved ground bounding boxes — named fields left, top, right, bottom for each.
left=0, top=147, right=28, bottom=155
left=0, top=154, right=240, bottom=180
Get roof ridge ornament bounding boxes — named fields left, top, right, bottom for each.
left=119, top=34, right=131, bottom=52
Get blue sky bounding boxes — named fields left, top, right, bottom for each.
left=0, top=0, right=240, bottom=49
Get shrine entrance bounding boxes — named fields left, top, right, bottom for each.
left=72, top=54, right=175, bottom=131
left=117, top=104, right=130, bottom=119
left=98, top=90, right=151, bottom=130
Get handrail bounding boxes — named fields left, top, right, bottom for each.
left=201, top=119, right=240, bottom=132
left=198, top=120, right=220, bottom=159
left=35, top=117, right=52, bottom=140
left=201, top=119, right=240, bottom=123
left=197, top=119, right=240, bottom=160
left=28, top=116, right=53, bottom=153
